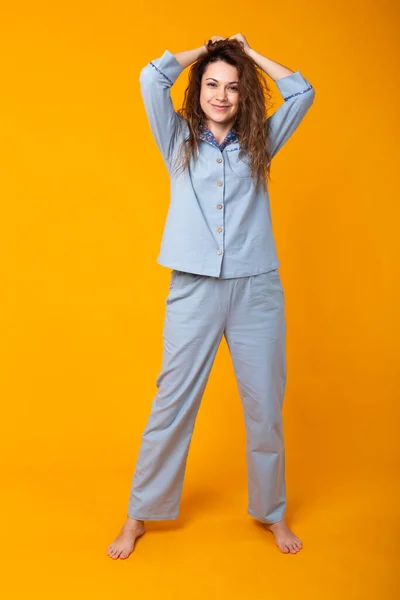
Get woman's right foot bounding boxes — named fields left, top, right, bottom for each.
left=107, top=518, right=146, bottom=559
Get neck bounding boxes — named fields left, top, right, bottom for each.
left=204, top=119, right=235, bottom=145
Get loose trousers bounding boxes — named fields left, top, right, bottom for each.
left=127, top=269, right=287, bottom=524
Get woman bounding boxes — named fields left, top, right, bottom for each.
left=107, top=34, right=315, bottom=559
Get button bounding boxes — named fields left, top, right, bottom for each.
left=217, top=227, right=223, bottom=233
left=217, top=249, right=223, bottom=255
left=217, top=181, right=223, bottom=186
left=217, top=158, right=223, bottom=163
left=216, top=204, right=223, bottom=210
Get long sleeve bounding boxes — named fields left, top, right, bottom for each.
left=139, top=50, right=186, bottom=161
left=266, top=71, right=316, bottom=159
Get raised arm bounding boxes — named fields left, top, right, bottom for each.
left=139, top=46, right=206, bottom=161
left=263, top=66, right=315, bottom=160
left=230, top=33, right=316, bottom=159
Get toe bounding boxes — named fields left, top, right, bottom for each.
left=120, top=552, right=129, bottom=559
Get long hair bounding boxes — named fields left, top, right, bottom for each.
left=172, top=39, right=275, bottom=191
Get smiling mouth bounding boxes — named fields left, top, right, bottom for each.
left=212, top=105, right=230, bottom=111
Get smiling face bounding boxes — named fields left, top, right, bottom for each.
left=200, top=60, right=240, bottom=130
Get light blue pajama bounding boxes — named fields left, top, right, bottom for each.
left=128, top=269, right=287, bottom=524
left=127, top=48, right=315, bottom=524
left=138, top=50, right=315, bottom=278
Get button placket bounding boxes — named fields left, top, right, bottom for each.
left=211, top=150, right=225, bottom=257
left=216, top=162, right=224, bottom=255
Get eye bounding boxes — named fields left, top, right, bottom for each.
left=206, top=83, right=239, bottom=92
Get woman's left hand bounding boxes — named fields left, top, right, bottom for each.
left=229, top=33, right=251, bottom=54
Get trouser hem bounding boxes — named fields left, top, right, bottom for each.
left=247, top=508, right=285, bottom=525
left=128, top=513, right=179, bottom=521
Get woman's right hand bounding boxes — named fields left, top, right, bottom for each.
left=176, top=37, right=227, bottom=66
left=203, top=36, right=227, bottom=52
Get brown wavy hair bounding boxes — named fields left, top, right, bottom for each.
left=172, top=38, right=275, bottom=191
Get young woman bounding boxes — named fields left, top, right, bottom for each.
left=107, top=34, right=315, bottom=559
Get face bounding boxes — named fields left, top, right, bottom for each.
left=200, top=60, right=240, bottom=129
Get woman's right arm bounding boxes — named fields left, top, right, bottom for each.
left=139, top=46, right=207, bottom=161
left=174, top=47, right=207, bottom=69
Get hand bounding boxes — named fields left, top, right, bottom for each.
left=229, top=33, right=251, bottom=54
left=204, top=35, right=227, bottom=51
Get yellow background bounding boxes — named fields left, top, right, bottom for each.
left=1, top=0, right=399, bottom=597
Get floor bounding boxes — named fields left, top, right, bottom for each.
left=1, top=462, right=397, bottom=599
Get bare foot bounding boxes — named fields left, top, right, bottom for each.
left=107, top=518, right=146, bottom=559
left=264, top=519, right=303, bottom=554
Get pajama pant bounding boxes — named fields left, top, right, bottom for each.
left=127, top=268, right=287, bottom=524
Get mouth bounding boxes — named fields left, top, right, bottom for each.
left=211, top=104, right=230, bottom=111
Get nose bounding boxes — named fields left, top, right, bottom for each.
left=216, top=87, right=228, bottom=101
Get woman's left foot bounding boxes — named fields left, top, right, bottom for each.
left=264, top=519, right=303, bottom=553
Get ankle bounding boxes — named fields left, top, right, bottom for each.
left=127, top=517, right=144, bottom=525
left=266, top=519, right=285, bottom=528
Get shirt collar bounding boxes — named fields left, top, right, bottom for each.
left=199, top=124, right=239, bottom=151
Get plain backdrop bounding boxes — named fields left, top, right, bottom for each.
left=0, top=1, right=398, bottom=598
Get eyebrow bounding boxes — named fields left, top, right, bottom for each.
left=205, top=77, right=239, bottom=84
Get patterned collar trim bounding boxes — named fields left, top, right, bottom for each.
left=199, top=124, right=239, bottom=151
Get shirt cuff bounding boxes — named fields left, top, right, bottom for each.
left=148, top=50, right=185, bottom=86
left=275, top=71, right=314, bottom=102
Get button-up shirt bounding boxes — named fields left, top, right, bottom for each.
left=139, top=50, right=315, bottom=278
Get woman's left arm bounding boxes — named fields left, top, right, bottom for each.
left=230, top=33, right=294, bottom=80
left=247, top=48, right=294, bottom=81
left=230, top=33, right=316, bottom=159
